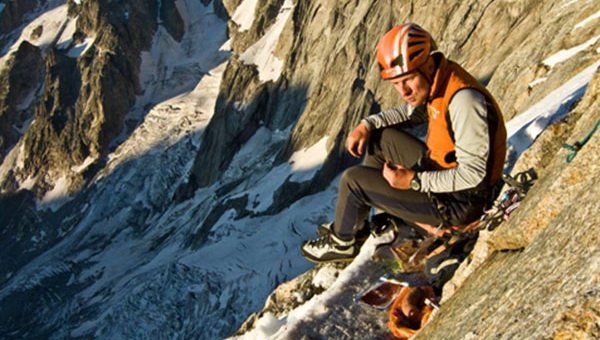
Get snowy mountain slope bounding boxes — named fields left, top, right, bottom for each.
left=0, top=2, right=340, bottom=338
left=0, top=0, right=66, bottom=57
left=1, top=0, right=600, bottom=339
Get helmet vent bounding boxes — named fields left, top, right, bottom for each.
left=408, top=31, right=427, bottom=38
left=409, top=49, right=424, bottom=61
left=391, top=55, right=405, bottom=68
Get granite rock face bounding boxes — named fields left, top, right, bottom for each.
left=1, top=0, right=600, bottom=338
left=0, top=0, right=166, bottom=195
left=0, top=41, right=44, bottom=160
left=226, top=1, right=600, bottom=338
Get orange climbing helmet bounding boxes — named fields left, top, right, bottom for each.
left=376, top=23, right=437, bottom=80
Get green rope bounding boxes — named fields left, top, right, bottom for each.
left=563, top=118, right=600, bottom=163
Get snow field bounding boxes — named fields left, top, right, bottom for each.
left=226, top=133, right=330, bottom=213
left=2, top=1, right=600, bottom=339
left=0, top=1, right=69, bottom=59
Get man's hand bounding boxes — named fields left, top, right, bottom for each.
left=346, top=123, right=371, bottom=158
left=383, top=162, right=414, bottom=189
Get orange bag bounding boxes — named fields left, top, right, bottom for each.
left=388, top=286, right=436, bottom=339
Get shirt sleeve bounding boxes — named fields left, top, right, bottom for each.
left=360, top=104, right=427, bottom=130
left=420, top=89, right=491, bottom=193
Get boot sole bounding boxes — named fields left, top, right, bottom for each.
left=300, top=246, right=358, bottom=264
left=301, top=253, right=357, bottom=264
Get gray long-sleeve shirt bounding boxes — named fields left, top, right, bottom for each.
left=361, top=89, right=493, bottom=193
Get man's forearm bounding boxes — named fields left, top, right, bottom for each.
left=361, top=105, right=425, bottom=130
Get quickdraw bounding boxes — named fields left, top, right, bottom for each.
left=479, top=167, right=538, bottom=231
left=478, top=188, right=522, bottom=230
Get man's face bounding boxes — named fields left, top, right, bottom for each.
left=390, top=71, right=431, bottom=107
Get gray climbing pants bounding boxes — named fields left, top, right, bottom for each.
left=333, top=126, right=493, bottom=241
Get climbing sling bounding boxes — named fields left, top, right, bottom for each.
left=562, top=118, right=599, bottom=163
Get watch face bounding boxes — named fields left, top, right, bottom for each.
left=411, top=178, right=421, bottom=191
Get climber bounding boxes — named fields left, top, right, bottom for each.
left=301, top=23, right=507, bottom=263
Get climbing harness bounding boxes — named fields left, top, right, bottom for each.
left=562, top=118, right=600, bottom=163
left=406, top=168, right=538, bottom=280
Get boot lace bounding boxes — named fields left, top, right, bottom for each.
left=305, top=234, right=333, bottom=249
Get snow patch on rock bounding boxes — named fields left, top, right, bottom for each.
left=506, top=60, right=600, bottom=171
left=574, top=9, right=600, bottom=29
left=241, top=135, right=330, bottom=213
left=0, top=2, right=69, bottom=59
left=66, top=37, right=96, bottom=58
left=543, top=35, right=600, bottom=68
left=312, top=266, right=339, bottom=289
left=71, top=156, right=96, bottom=174
left=232, top=0, right=259, bottom=32
left=239, top=0, right=294, bottom=82
left=39, top=175, right=72, bottom=211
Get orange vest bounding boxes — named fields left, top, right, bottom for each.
left=426, top=56, right=506, bottom=185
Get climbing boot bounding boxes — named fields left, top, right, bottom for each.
left=301, top=233, right=358, bottom=263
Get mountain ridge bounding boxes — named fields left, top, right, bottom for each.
left=0, top=0, right=599, bottom=339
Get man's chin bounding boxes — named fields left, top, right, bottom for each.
left=406, top=99, right=424, bottom=107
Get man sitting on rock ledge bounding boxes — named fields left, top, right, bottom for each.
left=301, top=23, right=507, bottom=263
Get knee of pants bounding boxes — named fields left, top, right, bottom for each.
left=378, top=128, right=416, bottom=151
left=379, top=128, right=398, bottom=144
left=340, top=166, right=368, bottom=188
left=340, top=166, right=356, bottom=185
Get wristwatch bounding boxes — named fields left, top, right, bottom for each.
left=410, top=173, right=421, bottom=191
